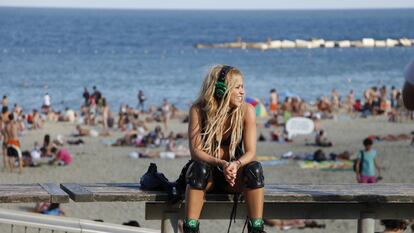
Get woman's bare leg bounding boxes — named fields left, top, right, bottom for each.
left=244, top=187, right=264, bottom=219
left=229, top=165, right=264, bottom=219
left=185, top=186, right=205, bottom=219
left=185, top=179, right=213, bottom=219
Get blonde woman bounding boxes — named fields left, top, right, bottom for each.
left=184, top=65, right=265, bottom=233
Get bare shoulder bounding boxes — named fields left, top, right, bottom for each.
left=243, top=104, right=256, bottom=120
left=189, top=104, right=204, bottom=123
left=189, top=104, right=201, bottom=117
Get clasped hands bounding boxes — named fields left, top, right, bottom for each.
left=223, top=160, right=241, bottom=187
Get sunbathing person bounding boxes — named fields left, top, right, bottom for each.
left=315, top=130, right=333, bottom=147
left=137, top=134, right=190, bottom=159
left=49, top=147, right=73, bottom=166
left=58, top=107, right=76, bottom=123
left=380, top=219, right=408, bottom=233
left=165, top=134, right=190, bottom=157
left=264, top=219, right=325, bottom=230
left=74, top=125, right=99, bottom=137
left=42, top=203, right=65, bottom=216
left=113, top=128, right=138, bottom=146
left=75, top=125, right=90, bottom=136
left=367, top=134, right=411, bottom=142
left=143, top=125, right=164, bottom=147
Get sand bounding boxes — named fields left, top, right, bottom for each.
left=1, top=113, right=414, bottom=233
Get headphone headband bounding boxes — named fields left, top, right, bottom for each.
left=218, top=65, right=233, bottom=82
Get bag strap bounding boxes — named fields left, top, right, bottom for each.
left=227, top=193, right=241, bottom=233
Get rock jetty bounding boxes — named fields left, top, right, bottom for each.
left=195, top=37, right=414, bottom=50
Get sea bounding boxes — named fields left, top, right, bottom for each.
left=1, top=7, right=414, bottom=111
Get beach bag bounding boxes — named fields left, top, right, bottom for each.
left=140, top=163, right=170, bottom=190
left=353, top=150, right=364, bottom=172
left=139, top=160, right=194, bottom=204
left=139, top=163, right=183, bottom=203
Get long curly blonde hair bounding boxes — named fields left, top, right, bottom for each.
left=193, top=65, right=245, bottom=160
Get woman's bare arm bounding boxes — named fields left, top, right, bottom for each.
left=238, top=104, right=257, bottom=167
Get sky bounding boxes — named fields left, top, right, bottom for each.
left=1, top=0, right=414, bottom=10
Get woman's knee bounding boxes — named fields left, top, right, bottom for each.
left=186, top=160, right=211, bottom=190
left=243, top=161, right=265, bottom=189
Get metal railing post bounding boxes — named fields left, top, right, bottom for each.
left=161, top=211, right=179, bottom=233
left=357, top=212, right=375, bottom=233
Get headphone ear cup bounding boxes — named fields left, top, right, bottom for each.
left=215, top=81, right=227, bottom=99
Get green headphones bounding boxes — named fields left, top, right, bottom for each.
left=215, top=65, right=233, bottom=100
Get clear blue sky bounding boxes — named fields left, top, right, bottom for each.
left=1, top=0, right=414, bottom=10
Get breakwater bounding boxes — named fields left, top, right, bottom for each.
left=196, top=38, right=414, bottom=50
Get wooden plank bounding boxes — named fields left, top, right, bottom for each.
left=39, top=183, right=69, bottom=203
left=146, top=202, right=414, bottom=220
left=0, top=184, right=50, bottom=203
left=85, top=183, right=165, bottom=202
left=60, top=183, right=93, bottom=202
left=62, top=183, right=414, bottom=203
left=63, top=183, right=230, bottom=202
left=264, top=184, right=414, bottom=203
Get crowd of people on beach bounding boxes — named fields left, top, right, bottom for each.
left=267, top=85, right=411, bottom=126
left=0, top=85, right=192, bottom=173
left=0, top=80, right=412, bottom=232
left=264, top=84, right=413, bottom=148
left=0, top=83, right=412, bottom=176
left=0, top=91, right=76, bottom=174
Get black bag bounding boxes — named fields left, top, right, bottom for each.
left=140, top=163, right=166, bottom=190
left=140, top=161, right=192, bottom=204
left=353, top=150, right=364, bottom=172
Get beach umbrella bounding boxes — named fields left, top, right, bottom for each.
left=255, top=102, right=268, bottom=117
left=245, top=97, right=258, bottom=107
left=245, top=97, right=268, bottom=117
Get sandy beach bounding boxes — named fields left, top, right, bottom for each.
left=0, top=112, right=413, bottom=233
left=0, top=111, right=414, bottom=232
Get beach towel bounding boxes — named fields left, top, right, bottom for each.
left=257, top=155, right=279, bottom=161
left=261, top=160, right=289, bottom=166
left=298, top=160, right=353, bottom=171
left=101, top=139, right=116, bottom=146
left=257, top=156, right=289, bottom=166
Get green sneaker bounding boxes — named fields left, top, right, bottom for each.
left=247, top=219, right=266, bottom=233
left=183, top=219, right=200, bottom=233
